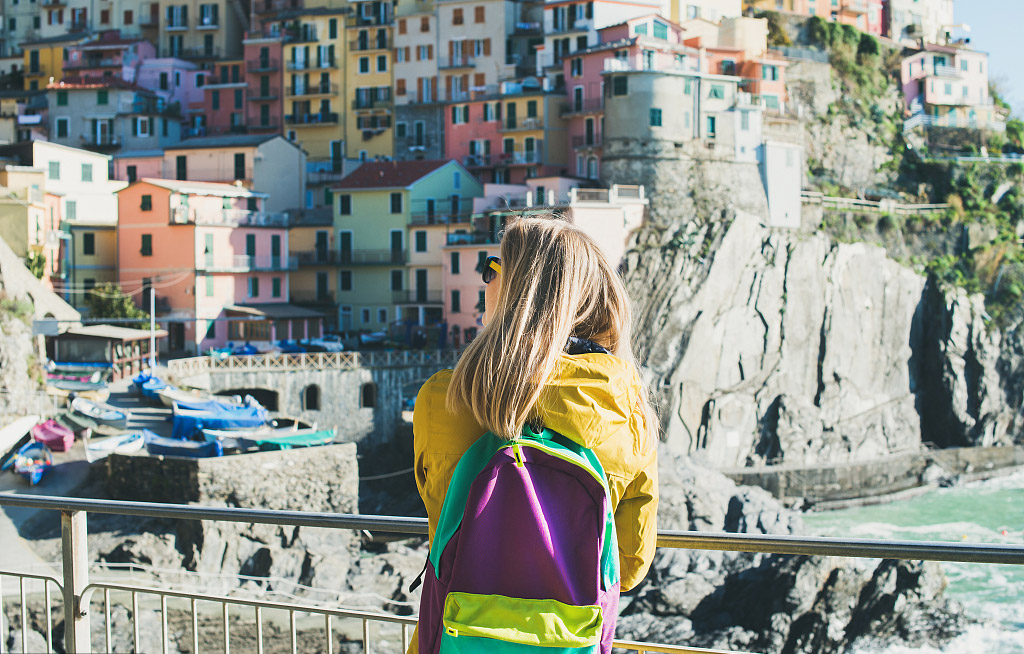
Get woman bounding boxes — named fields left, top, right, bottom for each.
left=410, top=217, right=659, bottom=652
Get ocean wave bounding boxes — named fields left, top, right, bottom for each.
left=851, top=623, right=1024, bottom=654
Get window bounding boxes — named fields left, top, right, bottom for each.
left=415, top=230, right=427, bottom=252
left=361, top=308, right=371, bottom=324
left=159, top=72, right=169, bottom=90
left=396, top=122, right=407, bottom=139
left=124, top=9, right=133, bottom=24
left=475, top=6, right=485, bottom=22
left=945, top=83, right=952, bottom=95
left=360, top=383, right=376, bottom=408
left=56, top=90, right=67, bottom=106
left=527, top=100, right=537, bottom=117
left=303, top=385, right=320, bottom=411
left=453, top=171, right=461, bottom=189
left=378, top=308, right=388, bottom=323
left=270, top=277, right=281, bottom=298
left=125, top=165, right=137, bottom=183
left=451, top=105, right=469, bottom=125
left=653, top=20, right=668, bottom=40
left=571, top=58, right=582, bottom=77
left=390, top=192, right=402, bottom=213
left=421, top=16, right=430, bottom=31
left=359, top=57, right=369, bottom=73
left=66, top=200, right=77, bottom=221
left=377, top=55, right=387, bottom=72
left=451, top=290, right=461, bottom=313
left=82, top=232, right=95, bottom=255
left=248, top=276, right=259, bottom=297
left=329, top=18, right=337, bottom=38
left=707, top=115, right=717, bottom=137
left=81, top=163, right=92, bottom=182
left=141, top=194, right=152, bottom=210
left=55, top=117, right=69, bottom=138
left=84, top=279, right=96, bottom=290
left=141, top=234, right=153, bottom=256
left=212, top=90, right=220, bottom=109
left=391, top=269, right=404, bottom=290
left=234, top=89, right=243, bottom=109
left=612, top=76, right=628, bottom=96
left=340, top=270, right=352, bottom=290
left=453, top=8, right=463, bottom=24
left=97, top=90, right=108, bottom=105
left=741, top=111, right=750, bottom=131
left=761, top=65, right=778, bottom=81
left=48, top=161, right=59, bottom=180
left=339, top=194, right=352, bottom=215
left=234, top=153, right=245, bottom=180
left=450, top=252, right=460, bottom=274
left=206, top=275, right=214, bottom=296
left=650, top=108, right=662, bottom=127
left=709, top=85, right=725, bottom=99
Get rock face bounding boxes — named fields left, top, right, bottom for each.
left=624, top=210, right=926, bottom=468
left=615, top=453, right=967, bottom=654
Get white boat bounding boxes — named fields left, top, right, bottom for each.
left=84, top=431, right=146, bottom=463
left=0, top=415, right=40, bottom=465
left=71, top=397, right=129, bottom=430
left=157, top=386, right=241, bottom=409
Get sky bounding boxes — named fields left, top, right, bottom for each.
left=955, top=0, right=1024, bottom=117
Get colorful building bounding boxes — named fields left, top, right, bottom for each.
left=62, top=35, right=156, bottom=83
left=288, top=207, right=338, bottom=326
left=393, top=9, right=444, bottom=161
left=242, top=32, right=286, bottom=135
left=330, top=159, right=482, bottom=331
left=47, top=78, right=183, bottom=154
left=884, top=0, right=954, bottom=45
left=0, top=165, right=63, bottom=290
left=116, top=178, right=315, bottom=355
left=901, top=43, right=1005, bottom=131
left=804, top=0, right=883, bottom=35
left=196, top=58, right=249, bottom=135
left=671, top=0, right=741, bottom=23
left=136, top=57, right=208, bottom=131
left=158, top=0, right=248, bottom=62
left=345, top=0, right=394, bottom=160
left=22, top=33, right=91, bottom=91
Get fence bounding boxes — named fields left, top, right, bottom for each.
left=801, top=191, right=948, bottom=215
left=167, top=350, right=462, bottom=378
left=0, top=494, right=1022, bottom=654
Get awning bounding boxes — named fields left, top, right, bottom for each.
left=224, top=304, right=327, bottom=320
left=62, top=325, right=168, bottom=340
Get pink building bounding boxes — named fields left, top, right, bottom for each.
left=901, top=43, right=1003, bottom=130
left=136, top=58, right=208, bottom=132
left=804, top=0, right=883, bottom=36
left=116, top=178, right=319, bottom=355
left=445, top=97, right=504, bottom=181
left=63, top=35, right=156, bottom=83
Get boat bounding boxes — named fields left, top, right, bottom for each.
left=143, top=431, right=223, bottom=458
left=157, top=387, right=242, bottom=409
left=0, top=415, right=39, bottom=468
left=85, top=431, right=146, bottom=463
left=71, top=397, right=130, bottom=430
left=31, top=419, right=74, bottom=452
left=46, top=380, right=110, bottom=401
left=132, top=373, right=168, bottom=401
left=252, top=427, right=337, bottom=451
left=171, top=399, right=268, bottom=440
left=12, top=441, right=53, bottom=485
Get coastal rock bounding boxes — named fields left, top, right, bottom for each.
left=7, top=628, right=49, bottom=653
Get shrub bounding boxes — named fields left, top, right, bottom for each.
left=877, top=213, right=899, bottom=234
left=857, top=34, right=880, bottom=57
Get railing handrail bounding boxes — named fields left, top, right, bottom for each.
left=3, top=493, right=1023, bottom=565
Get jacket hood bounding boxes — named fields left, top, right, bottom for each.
left=536, top=352, right=641, bottom=450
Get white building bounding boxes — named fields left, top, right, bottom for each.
left=672, top=0, right=741, bottom=24
left=886, top=0, right=955, bottom=45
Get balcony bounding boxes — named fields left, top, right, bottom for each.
left=139, top=13, right=158, bottom=27
left=402, top=135, right=433, bottom=150
left=500, top=150, right=541, bottom=165
left=79, top=135, right=120, bottom=151
left=561, top=97, right=604, bottom=117
left=288, top=82, right=339, bottom=97
left=172, top=207, right=288, bottom=227
left=352, top=96, right=391, bottom=110
left=463, top=154, right=492, bottom=167
left=64, top=57, right=122, bottom=70
left=347, top=12, right=393, bottom=27
left=246, top=58, right=280, bottom=72
left=933, top=64, right=962, bottom=78
left=248, top=87, right=280, bottom=101
left=501, top=117, right=544, bottom=132
left=166, top=18, right=189, bottom=30
left=248, top=120, right=281, bottom=131
left=572, top=134, right=602, bottom=149
left=446, top=231, right=499, bottom=245
left=393, top=289, right=443, bottom=304
left=291, top=289, right=336, bottom=304
left=286, top=58, right=337, bottom=71
left=408, top=211, right=473, bottom=226
left=197, top=15, right=220, bottom=29
left=296, top=249, right=407, bottom=266
left=285, top=112, right=340, bottom=125
left=839, top=0, right=869, bottom=15
left=549, top=18, right=591, bottom=34
left=306, top=159, right=347, bottom=184
left=513, top=21, right=542, bottom=34
left=439, top=56, right=476, bottom=70
left=197, top=255, right=298, bottom=272
left=166, top=47, right=223, bottom=60
left=41, top=0, right=66, bottom=6
left=350, top=37, right=391, bottom=51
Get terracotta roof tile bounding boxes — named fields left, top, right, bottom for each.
left=333, top=159, right=452, bottom=190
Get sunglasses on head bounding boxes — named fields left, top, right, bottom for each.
left=482, top=256, right=501, bottom=284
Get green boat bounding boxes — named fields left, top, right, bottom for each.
left=252, top=427, right=337, bottom=451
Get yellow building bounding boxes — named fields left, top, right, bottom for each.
left=497, top=89, right=567, bottom=182
left=23, top=34, right=90, bottom=91
left=345, top=0, right=394, bottom=160
left=271, top=7, right=349, bottom=163
left=288, top=208, right=338, bottom=328
left=158, top=0, right=248, bottom=61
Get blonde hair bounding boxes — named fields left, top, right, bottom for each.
left=447, top=216, right=658, bottom=441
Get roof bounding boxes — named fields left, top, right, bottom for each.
left=128, top=178, right=268, bottom=198
left=49, top=77, right=151, bottom=92
left=288, top=206, right=333, bottom=227
left=76, top=38, right=147, bottom=50
left=165, top=133, right=282, bottom=151
left=333, top=160, right=452, bottom=190
left=225, top=304, right=327, bottom=319
left=0, top=140, right=113, bottom=165
left=111, top=149, right=166, bottom=160
left=21, top=32, right=90, bottom=47
left=62, top=325, right=168, bottom=340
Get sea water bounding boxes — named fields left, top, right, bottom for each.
left=802, top=471, right=1024, bottom=653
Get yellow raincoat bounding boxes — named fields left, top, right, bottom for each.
left=408, top=352, right=659, bottom=652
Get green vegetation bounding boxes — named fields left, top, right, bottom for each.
left=757, top=11, right=792, bottom=47
left=0, top=292, right=32, bottom=324
left=83, top=283, right=150, bottom=329
left=24, top=251, right=45, bottom=279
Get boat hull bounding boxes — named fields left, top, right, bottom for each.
left=86, top=432, right=146, bottom=463
left=144, top=431, right=223, bottom=458
left=71, top=397, right=129, bottom=430
left=13, top=442, right=53, bottom=485
left=31, top=419, right=74, bottom=452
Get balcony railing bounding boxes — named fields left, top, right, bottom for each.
left=350, top=37, right=391, bottom=51
left=172, top=208, right=288, bottom=227
left=246, top=58, right=280, bottom=72
left=286, top=58, right=337, bottom=71
left=550, top=18, right=591, bottom=33
left=248, top=87, right=280, bottom=101
left=933, top=64, right=962, bottom=78
left=295, top=249, right=407, bottom=266
left=347, top=12, right=393, bottom=27
left=393, top=289, right=443, bottom=304
left=80, top=135, right=120, bottom=149
left=500, top=149, right=541, bottom=165
left=166, top=18, right=189, bottom=30
left=439, top=56, right=476, bottom=70
left=446, top=231, right=499, bottom=245
left=403, top=135, right=433, bottom=150
left=165, top=46, right=222, bottom=59
left=463, top=154, right=492, bottom=167
left=2, top=493, right=1020, bottom=654
left=291, top=289, right=336, bottom=304
left=561, top=97, right=604, bottom=116
left=572, top=134, right=602, bottom=148
left=409, top=211, right=473, bottom=226
left=65, top=57, right=122, bottom=70
left=352, top=97, right=391, bottom=110
left=502, top=117, right=543, bottom=131
left=285, top=112, right=340, bottom=125
left=41, top=0, right=66, bottom=6
left=197, top=255, right=298, bottom=272
left=288, top=83, right=339, bottom=96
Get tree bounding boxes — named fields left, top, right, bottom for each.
left=25, top=251, right=45, bottom=279
left=82, top=283, right=150, bottom=328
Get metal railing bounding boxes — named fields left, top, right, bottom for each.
left=168, top=349, right=460, bottom=376
left=1, top=493, right=1022, bottom=654
left=288, top=83, right=339, bottom=96
left=903, top=112, right=1007, bottom=133
left=801, top=191, right=948, bottom=215
left=285, top=112, right=340, bottom=125
left=195, top=255, right=298, bottom=272
left=246, top=58, right=280, bottom=72
left=294, top=249, right=407, bottom=266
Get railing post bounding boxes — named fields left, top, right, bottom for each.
left=61, top=510, right=91, bottom=653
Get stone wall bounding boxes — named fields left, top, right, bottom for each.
left=104, top=444, right=360, bottom=592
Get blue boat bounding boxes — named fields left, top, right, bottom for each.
left=171, top=398, right=269, bottom=440
left=132, top=373, right=169, bottom=401
left=143, top=430, right=223, bottom=458
left=12, top=441, right=53, bottom=485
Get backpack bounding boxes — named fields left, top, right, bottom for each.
left=416, top=425, right=620, bottom=653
